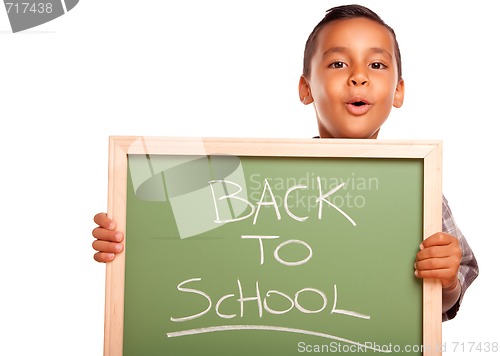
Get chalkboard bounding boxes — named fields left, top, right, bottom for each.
left=104, top=137, right=443, bottom=356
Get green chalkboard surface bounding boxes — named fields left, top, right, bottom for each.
left=104, top=137, right=442, bottom=356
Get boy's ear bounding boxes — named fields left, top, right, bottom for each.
left=299, top=75, right=313, bottom=105
left=393, top=78, right=405, bottom=108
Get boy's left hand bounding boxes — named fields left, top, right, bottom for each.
left=414, top=232, right=462, bottom=288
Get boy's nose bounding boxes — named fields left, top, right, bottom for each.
left=350, top=79, right=368, bottom=86
left=348, top=68, right=369, bottom=86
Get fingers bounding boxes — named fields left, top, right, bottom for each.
left=92, top=226, right=123, bottom=242
left=414, top=267, right=457, bottom=288
left=416, top=244, right=461, bottom=262
left=92, top=239, right=123, bottom=254
left=92, top=239, right=124, bottom=263
left=420, top=232, right=457, bottom=249
left=94, top=252, right=117, bottom=263
left=415, top=256, right=454, bottom=271
left=414, top=232, right=462, bottom=288
left=92, top=213, right=123, bottom=242
left=92, top=212, right=123, bottom=263
left=416, top=233, right=461, bottom=262
left=94, top=212, right=116, bottom=230
left=414, top=256, right=458, bottom=285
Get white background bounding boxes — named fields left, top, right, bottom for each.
left=1, top=1, right=497, bottom=355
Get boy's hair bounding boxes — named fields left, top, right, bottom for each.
left=302, top=4, right=402, bottom=81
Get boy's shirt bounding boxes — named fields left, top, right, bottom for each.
left=442, top=196, right=479, bottom=321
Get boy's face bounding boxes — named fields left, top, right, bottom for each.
left=300, top=18, right=404, bottom=139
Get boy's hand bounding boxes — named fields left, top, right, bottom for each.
left=414, top=232, right=462, bottom=288
left=92, top=213, right=124, bottom=263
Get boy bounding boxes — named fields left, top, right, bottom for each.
left=92, top=4, right=478, bottom=321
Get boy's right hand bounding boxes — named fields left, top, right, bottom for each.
left=92, top=213, right=124, bottom=263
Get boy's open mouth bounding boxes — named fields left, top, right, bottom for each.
left=346, top=99, right=371, bottom=115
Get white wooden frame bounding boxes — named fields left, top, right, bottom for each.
left=104, top=136, right=443, bottom=356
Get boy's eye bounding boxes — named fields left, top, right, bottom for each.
left=370, top=62, right=387, bottom=70
left=330, top=61, right=346, bottom=69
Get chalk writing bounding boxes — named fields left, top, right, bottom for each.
left=170, top=278, right=370, bottom=321
left=241, top=235, right=313, bottom=266
left=209, top=177, right=357, bottom=226
left=169, top=174, right=370, bottom=348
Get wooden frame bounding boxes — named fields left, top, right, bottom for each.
left=104, top=136, right=442, bottom=356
